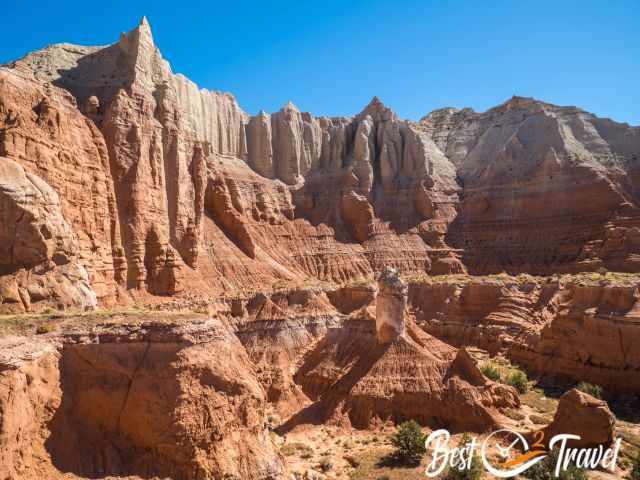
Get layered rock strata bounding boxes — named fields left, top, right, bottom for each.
left=407, top=275, right=640, bottom=394
left=2, top=19, right=640, bottom=310
left=287, top=312, right=520, bottom=431
left=421, top=98, right=640, bottom=274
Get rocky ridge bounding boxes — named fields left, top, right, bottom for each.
left=2, top=19, right=640, bottom=311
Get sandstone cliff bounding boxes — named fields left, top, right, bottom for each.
left=2, top=19, right=639, bottom=310
left=408, top=274, right=640, bottom=394
left=421, top=98, right=640, bottom=274
left=0, top=318, right=285, bottom=479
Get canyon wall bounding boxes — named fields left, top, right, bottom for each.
left=421, top=99, right=640, bottom=274
left=0, top=319, right=285, bottom=480
left=2, top=18, right=639, bottom=311
left=408, top=276, right=640, bottom=394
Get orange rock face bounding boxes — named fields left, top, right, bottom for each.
left=0, top=320, right=285, bottom=480
left=1, top=16, right=640, bottom=479
left=542, top=388, right=616, bottom=448
left=408, top=276, right=640, bottom=393
left=230, top=275, right=520, bottom=433
left=2, top=19, right=639, bottom=310
left=285, top=314, right=519, bottom=432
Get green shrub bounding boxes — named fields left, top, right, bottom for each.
left=522, top=448, right=586, bottom=480
left=576, top=382, right=603, bottom=399
left=506, top=370, right=529, bottom=394
left=480, top=363, right=501, bottom=382
left=445, top=434, right=483, bottom=480
left=389, top=420, right=426, bottom=465
left=631, top=449, right=640, bottom=480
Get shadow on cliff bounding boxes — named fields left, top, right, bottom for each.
left=50, top=43, right=131, bottom=111
left=275, top=333, right=389, bottom=434
left=44, top=344, right=183, bottom=479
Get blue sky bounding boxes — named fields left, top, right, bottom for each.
left=1, top=1, right=638, bottom=124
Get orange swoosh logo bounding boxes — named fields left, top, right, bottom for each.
left=501, top=450, right=546, bottom=468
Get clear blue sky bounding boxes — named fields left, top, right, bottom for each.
left=1, top=1, right=638, bottom=124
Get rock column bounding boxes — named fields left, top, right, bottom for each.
left=375, top=267, right=407, bottom=343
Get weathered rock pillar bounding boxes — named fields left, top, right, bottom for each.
left=375, top=267, right=407, bottom=343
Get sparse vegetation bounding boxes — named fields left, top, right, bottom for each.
left=576, top=382, right=603, bottom=399
left=630, top=449, right=640, bottom=480
left=480, top=362, right=501, bottom=382
left=345, top=454, right=360, bottom=467
left=503, top=408, right=526, bottom=421
left=522, top=448, right=587, bottom=480
left=388, top=420, right=426, bottom=465
left=281, top=442, right=314, bottom=458
left=35, top=323, right=53, bottom=334
left=506, top=370, right=529, bottom=393
left=444, top=434, right=482, bottom=480
left=521, top=388, right=559, bottom=414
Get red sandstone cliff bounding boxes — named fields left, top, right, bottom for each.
left=1, top=19, right=639, bottom=311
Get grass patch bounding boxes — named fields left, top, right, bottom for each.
left=281, top=442, right=314, bottom=458
left=346, top=448, right=427, bottom=480
left=521, top=388, right=559, bottom=414
left=505, top=370, right=529, bottom=393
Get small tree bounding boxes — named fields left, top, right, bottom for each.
left=576, top=382, right=603, bottom=399
left=446, top=434, right=482, bottom=480
left=631, top=449, right=640, bottom=480
left=389, top=420, right=426, bottom=465
left=506, top=370, right=528, bottom=394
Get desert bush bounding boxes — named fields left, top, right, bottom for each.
left=344, top=454, right=360, bottom=467
left=576, top=382, right=603, bottom=399
left=506, top=370, right=529, bottom=393
left=522, top=448, right=586, bottom=480
left=389, top=420, right=426, bottom=465
left=480, top=362, right=501, bottom=381
left=445, top=434, right=483, bottom=480
left=35, top=323, right=53, bottom=334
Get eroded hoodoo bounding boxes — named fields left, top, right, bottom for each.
left=375, top=267, right=407, bottom=343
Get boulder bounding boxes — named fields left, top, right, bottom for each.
left=544, top=388, right=616, bottom=448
